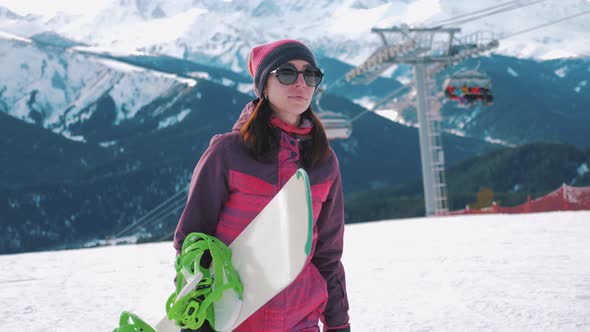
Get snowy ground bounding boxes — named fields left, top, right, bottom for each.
left=1, top=211, right=589, bottom=332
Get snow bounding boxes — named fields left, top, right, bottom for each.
left=375, top=109, right=409, bottom=125
left=0, top=37, right=197, bottom=137
left=0, top=30, right=31, bottom=42
left=0, top=0, right=112, bottom=16
left=507, top=67, right=519, bottom=77
left=353, top=96, right=376, bottom=110
left=1, top=211, right=589, bottom=331
left=484, top=136, right=516, bottom=147
left=157, top=108, right=191, bottom=129
left=446, top=128, right=466, bottom=137
left=406, top=0, right=442, bottom=24
left=70, top=45, right=151, bottom=57
left=327, top=2, right=403, bottom=36
left=555, top=67, right=567, bottom=78
left=237, top=83, right=254, bottom=95
left=578, top=163, right=589, bottom=176
left=220, top=77, right=235, bottom=87
left=60, top=132, right=85, bottom=142
left=98, top=140, right=117, bottom=148
left=1, top=0, right=589, bottom=66
left=574, top=80, right=587, bottom=93
left=539, top=49, right=579, bottom=61
left=62, top=8, right=208, bottom=55
left=94, top=58, right=146, bottom=73
left=187, top=71, right=210, bottom=80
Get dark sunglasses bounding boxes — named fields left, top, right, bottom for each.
left=270, top=63, right=324, bottom=87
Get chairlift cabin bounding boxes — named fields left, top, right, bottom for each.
left=317, top=111, right=352, bottom=140
left=443, top=70, right=494, bottom=106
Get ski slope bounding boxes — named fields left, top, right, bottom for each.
left=1, top=211, right=589, bottom=331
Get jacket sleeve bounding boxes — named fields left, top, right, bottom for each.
left=174, top=135, right=229, bottom=255
left=312, top=155, right=350, bottom=330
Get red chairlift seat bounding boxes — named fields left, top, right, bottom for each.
left=443, top=70, right=493, bottom=106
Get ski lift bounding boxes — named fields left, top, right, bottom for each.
left=313, top=84, right=353, bottom=140
left=317, top=111, right=352, bottom=140
left=443, top=69, right=493, bottom=107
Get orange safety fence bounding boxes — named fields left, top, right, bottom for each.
left=444, top=184, right=590, bottom=215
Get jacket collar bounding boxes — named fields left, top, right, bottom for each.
left=233, top=99, right=314, bottom=139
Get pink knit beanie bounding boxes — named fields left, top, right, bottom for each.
left=248, top=39, right=317, bottom=97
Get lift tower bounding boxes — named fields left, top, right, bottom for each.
left=345, top=25, right=498, bottom=216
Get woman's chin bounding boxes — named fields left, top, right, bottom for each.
left=287, top=101, right=311, bottom=111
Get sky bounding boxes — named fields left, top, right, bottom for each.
left=1, top=210, right=589, bottom=331
left=0, top=0, right=113, bottom=16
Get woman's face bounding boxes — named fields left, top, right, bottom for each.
left=265, top=59, right=317, bottom=126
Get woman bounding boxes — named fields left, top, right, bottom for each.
left=174, top=39, right=350, bottom=332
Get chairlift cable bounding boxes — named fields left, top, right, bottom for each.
left=429, top=0, right=544, bottom=27
left=111, top=188, right=187, bottom=239
left=134, top=200, right=187, bottom=239
left=314, top=76, right=347, bottom=112
left=349, top=84, right=412, bottom=123
left=315, top=66, right=414, bottom=124
left=429, top=0, right=524, bottom=26
left=439, top=0, right=546, bottom=27
left=114, top=196, right=186, bottom=240
left=132, top=198, right=186, bottom=232
left=499, top=9, right=590, bottom=40
left=158, top=230, right=176, bottom=242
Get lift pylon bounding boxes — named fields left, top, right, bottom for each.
left=346, top=24, right=498, bottom=216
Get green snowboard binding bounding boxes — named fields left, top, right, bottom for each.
left=113, top=232, right=243, bottom=332
left=114, top=311, right=156, bottom=332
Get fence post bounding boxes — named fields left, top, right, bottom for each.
left=524, top=195, right=531, bottom=213
left=562, top=183, right=569, bottom=211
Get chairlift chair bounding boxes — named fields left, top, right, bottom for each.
left=443, top=69, right=493, bottom=107
left=317, top=111, right=352, bottom=140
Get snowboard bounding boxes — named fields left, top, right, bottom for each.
left=156, top=168, right=314, bottom=331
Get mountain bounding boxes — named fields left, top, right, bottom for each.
left=0, top=111, right=112, bottom=190
left=2, top=0, right=589, bottom=148
left=378, top=55, right=590, bottom=147
left=345, top=142, right=590, bottom=222
left=1, top=0, right=589, bottom=65
left=0, top=81, right=496, bottom=254
left=1, top=26, right=588, bottom=254
left=0, top=34, right=499, bottom=254
left=0, top=5, right=23, bottom=20
left=1, top=0, right=590, bottom=254
left=0, top=34, right=197, bottom=142
left=439, top=56, right=590, bottom=147
left=4, top=30, right=589, bottom=149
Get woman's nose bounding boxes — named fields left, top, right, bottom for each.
left=293, top=72, right=307, bottom=87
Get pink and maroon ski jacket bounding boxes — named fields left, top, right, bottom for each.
left=174, top=100, right=350, bottom=331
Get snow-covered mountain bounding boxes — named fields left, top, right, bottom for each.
left=1, top=0, right=589, bottom=145
left=0, top=32, right=196, bottom=141
left=1, top=0, right=589, bottom=71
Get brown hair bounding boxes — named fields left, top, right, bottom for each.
left=239, top=98, right=330, bottom=168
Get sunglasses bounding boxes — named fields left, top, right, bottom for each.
left=270, top=63, right=324, bottom=87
